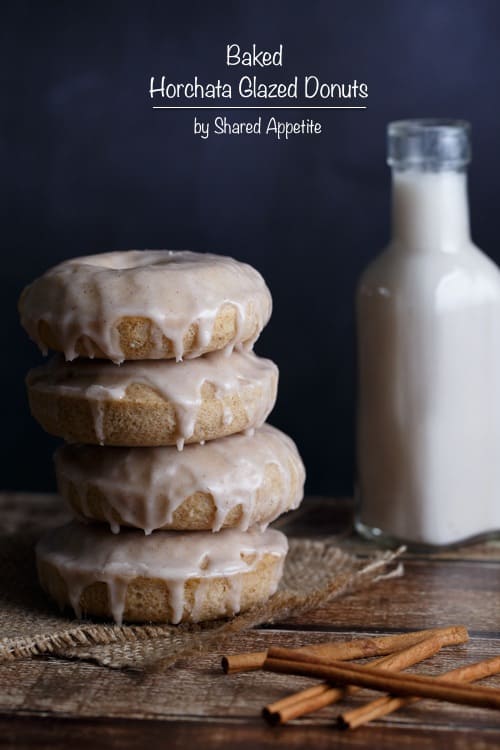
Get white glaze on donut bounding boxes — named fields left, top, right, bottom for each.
left=26, top=349, right=279, bottom=445
left=54, top=424, right=305, bottom=534
left=36, top=523, right=288, bottom=624
left=19, top=250, right=272, bottom=363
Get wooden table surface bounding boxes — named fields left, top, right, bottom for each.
left=1, top=494, right=500, bottom=749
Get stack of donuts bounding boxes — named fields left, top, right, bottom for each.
left=19, top=250, right=305, bottom=625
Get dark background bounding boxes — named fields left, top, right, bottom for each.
left=3, top=0, right=500, bottom=494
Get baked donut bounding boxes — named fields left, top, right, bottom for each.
left=55, top=424, right=305, bottom=534
left=26, top=349, right=278, bottom=447
left=19, top=250, right=272, bottom=363
left=36, top=522, right=287, bottom=624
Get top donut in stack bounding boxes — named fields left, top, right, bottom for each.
left=20, top=250, right=272, bottom=363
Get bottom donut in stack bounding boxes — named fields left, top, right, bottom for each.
left=36, top=523, right=288, bottom=625
left=36, top=424, right=305, bottom=624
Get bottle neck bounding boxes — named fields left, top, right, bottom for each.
left=391, top=169, right=471, bottom=253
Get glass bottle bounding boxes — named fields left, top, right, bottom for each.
left=356, top=119, right=500, bottom=548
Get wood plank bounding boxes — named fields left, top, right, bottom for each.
left=1, top=715, right=500, bottom=750
left=280, top=558, right=500, bottom=631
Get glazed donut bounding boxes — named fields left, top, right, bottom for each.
left=36, top=522, right=288, bottom=624
left=19, top=250, right=272, bottom=363
left=54, top=424, right=305, bottom=534
left=26, top=349, right=278, bottom=447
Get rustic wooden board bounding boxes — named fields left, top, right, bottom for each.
left=1, top=493, right=500, bottom=749
left=0, top=631, right=499, bottom=722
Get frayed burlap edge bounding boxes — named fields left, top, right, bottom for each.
left=0, top=538, right=404, bottom=671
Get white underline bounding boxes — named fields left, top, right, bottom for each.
left=152, top=105, right=367, bottom=109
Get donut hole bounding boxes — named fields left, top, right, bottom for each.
left=85, top=253, right=142, bottom=270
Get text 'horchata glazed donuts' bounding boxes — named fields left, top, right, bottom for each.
left=26, top=349, right=278, bottom=448
left=55, top=424, right=306, bottom=534
left=18, top=250, right=272, bottom=363
left=36, top=522, right=288, bottom=625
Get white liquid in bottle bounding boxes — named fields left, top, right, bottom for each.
left=356, top=120, right=500, bottom=547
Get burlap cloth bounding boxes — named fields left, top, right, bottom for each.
left=0, top=494, right=404, bottom=670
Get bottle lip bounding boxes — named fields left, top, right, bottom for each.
left=387, top=119, right=471, bottom=170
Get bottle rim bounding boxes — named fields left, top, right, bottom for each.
left=387, top=119, right=471, bottom=170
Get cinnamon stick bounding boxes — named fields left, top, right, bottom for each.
left=263, top=628, right=468, bottom=724
left=339, top=654, right=500, bottom=729
left=263, top=657, right=500, bottom=711
left=263, top=683, right=333, bottom=725
left=221, top=650, right=267, bottom=674
left=222, top=625, right=466, bottom=674
left=268, top=625, right=468, bottom=667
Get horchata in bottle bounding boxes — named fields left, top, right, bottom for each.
left=356, top=119, right=500, bottom=547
